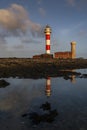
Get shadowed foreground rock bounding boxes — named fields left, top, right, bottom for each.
left=0, top=58, right=87, bottom=78
left=22, top=102, right=58, bottom=125
left=0, top=79, right=10, bottom=88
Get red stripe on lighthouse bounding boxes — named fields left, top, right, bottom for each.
left=47, top=77, right=50, bottom=80
left=46, top=34, right=50, bottom=40
left=45, top=77, right=51, bottom=96
left=46, top=45, right=50, bottom=50
left=46, top=85, right=51, bottom=91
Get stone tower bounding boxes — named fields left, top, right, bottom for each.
left=71, top=41, right=76, bottom=59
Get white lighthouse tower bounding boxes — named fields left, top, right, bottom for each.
left=44, top=25, right=51, bottom=54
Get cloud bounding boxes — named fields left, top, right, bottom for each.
left=21, top=37, right=43, bottom=44
left=28, top=21, right=44, bottom=37
left=0, top=37, right=7, bottom=44
left=37, top=0, right=42, bottom=5
left=66, top=0, right=87, bottom=9
left=13, top=44, right=25, bottom=49
left=38, top=7, right=46, bottom=16
left=22, top=38, right=38, bottom=44
left=66, top=0, right=76, bottom=6
left=0, top=4, right=43, bottom=37
left=0, top=4, right=28, bottom=34
left=78, top=30, right=87, bottom=37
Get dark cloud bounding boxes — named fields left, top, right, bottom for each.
left=21, top=37, right=43, bottom=44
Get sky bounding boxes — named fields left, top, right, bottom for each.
left=0, top=0, right=87, bottom=58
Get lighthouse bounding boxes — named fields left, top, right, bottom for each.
left=44, top=25, right=51, bottom=54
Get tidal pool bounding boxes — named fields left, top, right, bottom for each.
left=0, top=69, right=87, bottom=130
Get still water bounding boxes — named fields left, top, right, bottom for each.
left=0, top=69, right=87, bottom=130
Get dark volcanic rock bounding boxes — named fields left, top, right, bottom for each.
left=0, top=79, right=10, bottom=88
left=0, top=58, right=87, bottom=78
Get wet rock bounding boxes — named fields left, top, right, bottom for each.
left=29, top=109, right=58, bottom=124
left=40, top=102, right=51, bottom=111
left=0, top=79, right=10, bottom=88
left=22, top=102, right=58, bottom=125
left=82, top=74, right=87, bottom=78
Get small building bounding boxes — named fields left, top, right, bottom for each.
left=33, top=54, right=53, bottom=59
left=54, top=52, right=72, bottom=59
left=33, top=55, right=41, bottom=59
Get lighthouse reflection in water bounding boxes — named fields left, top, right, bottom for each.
left=45, top=73, right=76, bottom=97
left=22, top=74, right=76, bottom=125
left=22, top=77, right=58, bottom=125
left=45, top=77, right=51, bottom=97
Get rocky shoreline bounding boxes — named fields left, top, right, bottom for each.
left=0, top=58, right=87, bottom=78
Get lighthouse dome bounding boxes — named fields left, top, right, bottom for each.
left=44, top=25, right=51, bottom=33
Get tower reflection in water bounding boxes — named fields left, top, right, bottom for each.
left=28, top=77, right=58, bottom=125
left=22, top=77, right=58, bottom=125
left=45, top=72, right=76, bottom=98
left=63, top=70, right=76, bottom=84
left=45, top=77, right=51, bottom=97
left=70, top=70, right=76, bottom=84
left=22, top=73, right=76, bottom=125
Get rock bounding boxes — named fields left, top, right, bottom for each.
left=0, top=79, right=10, bottom=88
